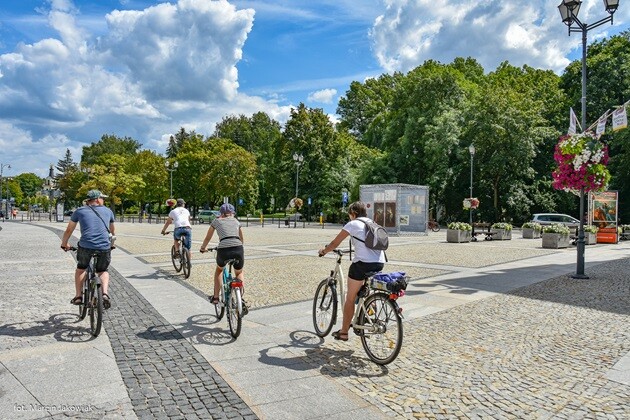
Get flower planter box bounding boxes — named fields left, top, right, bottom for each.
left=447, top=229, right=471, bottom=243
left=522, top=228, right=541, bottom=239
left=585, top=232, right=597, bottom=245
left=542, top=233, right=570, bottom=249
left=490, top=229, right=512, bottom=240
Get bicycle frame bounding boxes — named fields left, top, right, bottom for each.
left=221, top=261, right=243, bottom=314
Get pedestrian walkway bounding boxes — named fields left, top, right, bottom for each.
left=1, top=220, right=629, bottom=419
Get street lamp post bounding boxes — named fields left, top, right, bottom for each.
left=469, top=145, right=475, bottom=227
left=0, top=163, right=10, bottom=219
left=558, top=0, right=619, bottom=279
left=165, top=160, right=179, bottom=198
left=293, top=153, right=304, bottom=198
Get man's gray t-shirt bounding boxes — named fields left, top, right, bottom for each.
left=71, top=205, right=115, bottom=250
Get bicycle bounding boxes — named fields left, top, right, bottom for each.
left=163, top=231, right=191, bottom=279
left=200, top=246, right=244, bottom=338
left=427, top=220, right=440, bottom=232
left=312, top=249, right=406, bottom=365
left=68, top=247, right=104, bottom=337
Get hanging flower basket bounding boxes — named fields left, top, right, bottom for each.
left=463, top=197, right=479, bottom=210
left=165, top=198, right=176, bottom=207
left=552, top=132, right=610, bottom=194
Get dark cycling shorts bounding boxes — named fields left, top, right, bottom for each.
left=216, top=245, right=244, bottom=270
left=77, top=246, right=111, bottom=272
left=348, top=261, right=384, bottom=281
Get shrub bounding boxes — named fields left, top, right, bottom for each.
left=521, top=222, right=542, bottom=231
left=543, top=223, right=570, bottom=234
left=448, top=222, right=472, bottom=231
left=583, top=225, right=598, bottom=233
left=491, top=222, right=512, bottom=231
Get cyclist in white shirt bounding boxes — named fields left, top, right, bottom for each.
left=318, top=201, right=385, bottom=341
left=161, top=198, right=192, bottom=259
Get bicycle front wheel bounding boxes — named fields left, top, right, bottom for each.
left=79, top=272, right=89, bottom=320
left=431, top=223, right=440, bottom=232
left=182, top=249, right=191, bottom=279
left=171, top=245, right=182, bottom=272
left=89, top=280, right=104, bottom=337
left=312, top=277, right=337, bottom=337
left=358, top=293, right=402, bottom=365
left=227, top=287, right=242, bottom=338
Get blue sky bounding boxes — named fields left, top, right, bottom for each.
left=0, top=0, right=628, bottom=177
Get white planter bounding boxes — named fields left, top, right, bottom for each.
left=584, top=232, right=598, bottom=245
left=447, top=229, right=471, bottom=243
left=522, top=228, right=541, bottom=239
left=491, top=229, right=512, bottom=240
left=542, top=233, right=570, bottom=249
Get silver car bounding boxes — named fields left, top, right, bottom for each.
left=531, top=213, right=580, bottom=229
left=197, top=210, right=220, bottom=223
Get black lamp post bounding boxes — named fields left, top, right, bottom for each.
left=293, top=153, right=304, bottom=198
left=469, top=144, right=475, bottom=226
left=0, top=163, right=10, bottom=219
left=558, top=0, right=619, bottom=278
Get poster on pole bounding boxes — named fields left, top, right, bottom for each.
left=612, top=106, right=627, bottom=131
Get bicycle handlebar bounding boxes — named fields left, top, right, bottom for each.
left=199, top=246, right=218, bottom=253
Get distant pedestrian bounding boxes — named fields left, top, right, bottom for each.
left=11, top=208, right=17, bottom=219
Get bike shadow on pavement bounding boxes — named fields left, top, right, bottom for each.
left=0, top=313, right=98, bottom=343
left=258, top=330, right=389, bottom=378
left=136, top=314, right=235, bottom=346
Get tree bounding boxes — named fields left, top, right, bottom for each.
left=82, top=134, right=141, bottom=164
left=14, top=173, right=43, bottom=198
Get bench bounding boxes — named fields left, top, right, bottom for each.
left=471, top=223, right=495, bottom=242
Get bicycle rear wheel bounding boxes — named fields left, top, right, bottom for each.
left=182, top=249, right=191, bottom=279
left=358, top=293, right=402, bottom=365
left=312, top=277, right=337, bottom=337
left=171, top=245, right=182, bottom=272
left=89, top=279, right=104, bottom=337
left=431, top=223, right=440, bottom=232
left=227, top=287, right=242, bottom=338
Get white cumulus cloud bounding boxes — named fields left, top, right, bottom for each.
left=308, top=88, right=337, bottom=104
left=370, top=0, right=629, bottom=73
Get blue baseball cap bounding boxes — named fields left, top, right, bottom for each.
left=220, top=203, right=235, bottom=215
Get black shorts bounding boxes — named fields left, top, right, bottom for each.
left=77, top=246, right=111, bottom=272
left=216, top=245, right=244, bottom=270
left=348, top=261, right=384, bottom=281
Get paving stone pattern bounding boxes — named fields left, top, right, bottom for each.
left=303, top=259, right=630, bottom=419
left=105, top=268, right=258, bottom=420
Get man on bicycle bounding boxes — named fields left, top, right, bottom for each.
left=318, top=201, right=385, bottom=341
left=161, top=198, right=192, bottom=259
left=61, top=190, right=115, bottom=309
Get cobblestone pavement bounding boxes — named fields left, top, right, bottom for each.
left=4, top=219, right=630, bottom=419
left=304, top=260, right=630, bottom=419
left=105, top=267, right=257, bottom=419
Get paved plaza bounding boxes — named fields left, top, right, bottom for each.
left=0, top=219, right=629, bottom=419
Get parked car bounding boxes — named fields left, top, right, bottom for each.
left=531, top=213, right=580, bottom=229
left=197, top=210, right=220, bottom=223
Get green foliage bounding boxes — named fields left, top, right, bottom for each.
left=448, top=222, right=472, bottom=231
left=81, top=134, right=141, bottom=164
left=583, top=225, right=598, bottom=233
left=491, top=222, right=512, bottom=231
left=521, top=222, right=542, bottom=232
left=14, top=173, right=43, bottom=197
left=542, top=223, right=570, bottom=234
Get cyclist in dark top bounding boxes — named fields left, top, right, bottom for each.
left=61, top=190, right=115, bottom=309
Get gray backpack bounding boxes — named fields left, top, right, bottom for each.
left=353, top=218, right=389, bottom=250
